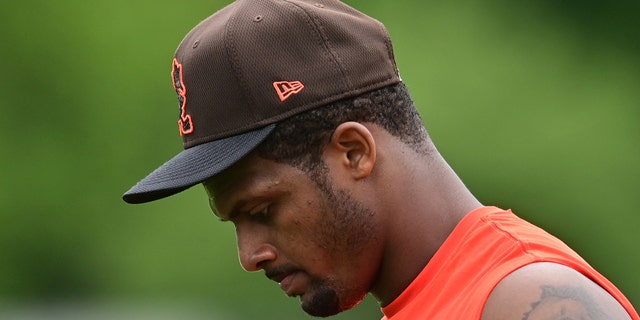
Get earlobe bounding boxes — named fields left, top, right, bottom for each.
left=328, top=122, right=377, bottom=179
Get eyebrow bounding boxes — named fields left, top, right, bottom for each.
left=205, top=181, right=246, bottom=222
left=217, top=194, right=273, bottom=223
left=214, top=196, right=253, bottom=222
left=217, top=200, right=246, bottom=222
left=207, top=171, right=280, bottom=222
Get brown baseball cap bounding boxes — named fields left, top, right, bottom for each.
left=123, top=0, right=401, bottom=204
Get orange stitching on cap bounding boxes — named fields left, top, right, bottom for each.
left=172, top=58, right=194, bottom=135
left=273, top=81, right=305, bottom=102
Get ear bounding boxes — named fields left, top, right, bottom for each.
left=325, top=122, right=377, bottom=180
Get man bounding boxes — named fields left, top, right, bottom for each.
left=123, top=0, right=639, bottom=318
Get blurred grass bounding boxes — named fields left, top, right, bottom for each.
left=0, top=0, right=638, bottom=318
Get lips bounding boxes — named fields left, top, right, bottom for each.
left=279, top=272, right=297, bottom=296
left=266, top=268, right=300, bottom=296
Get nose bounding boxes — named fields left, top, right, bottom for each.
left=236, top=227, right=277, bottom=272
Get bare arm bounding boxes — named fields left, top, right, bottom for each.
left=481, top=262, right=632, bottom=320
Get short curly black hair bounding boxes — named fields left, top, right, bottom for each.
left=256, top=82, right=432, bottom=183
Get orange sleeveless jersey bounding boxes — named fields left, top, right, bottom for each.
left=381, top=206, right=639, bottom=319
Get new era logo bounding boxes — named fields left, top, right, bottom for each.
left=273, top=81, right=304, bottom=101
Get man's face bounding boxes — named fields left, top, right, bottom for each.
left=203, top=154, right=383, bottom=317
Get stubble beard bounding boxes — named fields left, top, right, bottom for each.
left=300, top=179, right=377, bottom=317
left=300, top=272, right=369, bottom=318
left=301, top=281, right=341, bottom=317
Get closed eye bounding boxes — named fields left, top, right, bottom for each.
left=248, top=202, right=270, bottom=222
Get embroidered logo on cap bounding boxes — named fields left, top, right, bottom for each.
left=273, top=81, right=304, bottom=102
left=172, top=58, right=194, bottom=135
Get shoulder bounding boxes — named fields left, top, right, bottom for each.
left=481, top=262, right=632, bottom=320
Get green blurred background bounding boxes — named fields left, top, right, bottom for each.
left=1, top=0, right=638, bottom=319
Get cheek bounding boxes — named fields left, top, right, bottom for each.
left=277, top=199, right=336, bottom=258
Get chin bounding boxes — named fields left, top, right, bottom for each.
left=301, top=290, right=341, bottom=317
left=301, top=287, right=367, bottom=318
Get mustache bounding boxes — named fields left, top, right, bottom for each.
left=264, top=265, right=301, bottom=282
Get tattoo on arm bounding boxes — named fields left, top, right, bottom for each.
left=522, top=285, right=607, bottom=320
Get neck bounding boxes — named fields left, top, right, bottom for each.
left=369, top=148, right=482, bottom=306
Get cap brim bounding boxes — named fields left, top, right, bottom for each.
left=123, top=124, right=276, bottom=204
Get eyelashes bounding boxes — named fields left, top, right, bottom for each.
left=249, top=203, right=270, bottom=222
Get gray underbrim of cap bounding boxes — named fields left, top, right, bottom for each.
left=122, top=124, right=276, bottom=204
